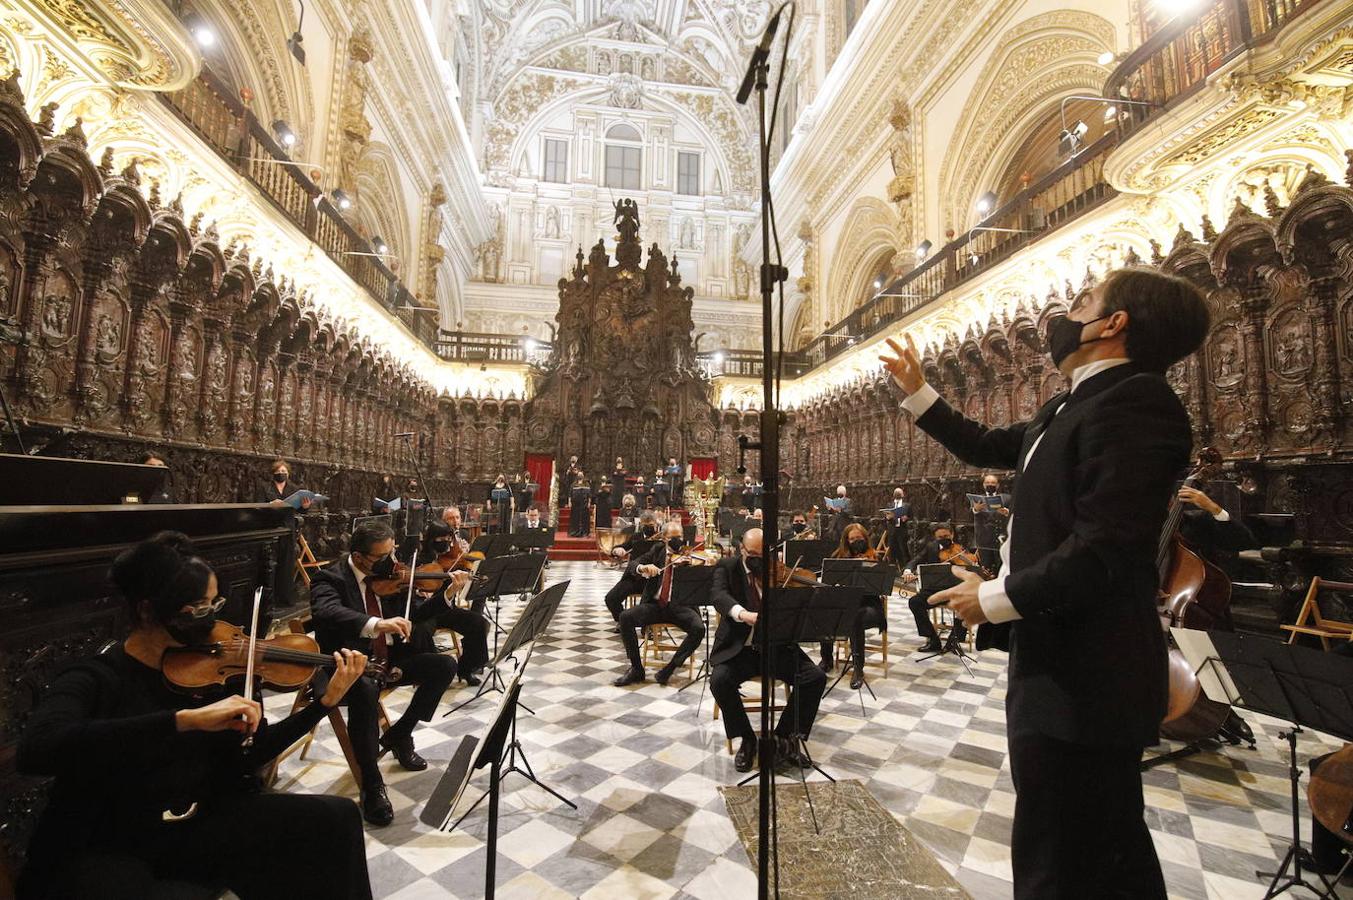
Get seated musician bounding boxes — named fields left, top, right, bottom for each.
left=137, top=451, right=174, bottom=504
left=905, top=524, right=968, bottom=653
left=612, top=520, right=707, bottom=686
left=1178, top=485, right=1258, bottom=565
left=709, top=528, right=828, bottom=773
left=787, top=510, right=811, bottom=538
left=418, top=517, right=488, bottom=687
left=16, top=531, right=372, bottom=900
left=820, top=523, right=887, bottom=690
left=618, top=492, right=640, bottom=520
left=603, top=512, right=659, bottom=624
left=309, top=521, right=469, bottom=826
left=257, top=458, right=311, bottom=508
left=520, top=505, right=548, bottom=531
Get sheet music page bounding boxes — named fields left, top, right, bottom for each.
left=1171, top=628, right=1240, bottom=705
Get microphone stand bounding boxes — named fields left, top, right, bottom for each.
left=397, top=432, right=436, bottom=512
left=736, top=5, right=792, bottom=896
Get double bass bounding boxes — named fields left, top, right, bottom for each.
left=1158, top=448, right=1236, bottom=742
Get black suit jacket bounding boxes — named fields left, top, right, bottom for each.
left=630, top=541, right=683, bottom=605
left=913, top=363, right=1190, bottom=748
left=709, top=556, right=757, bottom=665
left=309, top=557, right=441, bottom=655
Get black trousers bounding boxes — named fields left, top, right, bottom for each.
left=18, top=792, right=371, bottom=900
left=1008, top=732, right=1164, bottom=900
left=604, top=572, right=645, bottom=621
left=618, top=602, right=705, bottom=671
left=908, top=589, right=966, bottom=642
left=818, top=597, right=887, bottom=671
left=432, top=605, right=489, bottom=676
left=710, top=645, right=826, bottom=742
left=319, top=645, right=456, bottom=788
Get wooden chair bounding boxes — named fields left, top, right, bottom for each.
left=930, top=601, right=975, bottom=650
left=265, top=619, right=391, bottom=787
left=641, top=623, right=698, bottom=682
left=831, top=595, right=891, bottom=681
left=1281, top=578, right=1353, bottom=651
left=294, top=534, right=327, bottom=587
left=715, top=678, right=791, bottom=754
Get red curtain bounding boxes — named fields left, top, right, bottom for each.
left=524, top=453, right=554, bottom=506
left=689, top=457, right=716, bottom=480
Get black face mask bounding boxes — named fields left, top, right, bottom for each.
left=744, top=555, right=762, bottom=577
left=641, top=525, right=656, bottom=537
left=165, top=605, right=218, bottom=645
left=367, top=553, right=396, bottom=578
left=937, top=537, right=953, bottom=550
left=791, top=522, right=806, bottom=533
left=667, top=537, right=684, bottom=553
left=273, top=472, right=288, bottom=484
left=1047, top=314, right=1110, bottom=368
left=985, top=486, right=998, bottom=496
left=848, top=539, right=869, bottom=555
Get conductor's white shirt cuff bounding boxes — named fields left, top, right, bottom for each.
left=359, top=616, right=378, bottom=638
left=900, top=382, right=939, bottom=418
left=1213, top=509, right=1230, bottom=522
left=730, top=604, right=748, bottom=623
left=978, top=577, right=1022, bottom=624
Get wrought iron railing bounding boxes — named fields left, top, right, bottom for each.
left=158, top=67, right=439, bottom=348
left=434, top=332, right=547, bottom=364
left=1105, top=0, right=1325, bottom=137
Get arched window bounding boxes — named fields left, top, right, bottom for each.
left=605, top=123, right=643, bottom=190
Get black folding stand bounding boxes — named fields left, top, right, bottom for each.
left=663, top=566, right=714, bottom=699
left=820, top=558, right=894, bottom=709
left=446, top=552, right=546, bottom=715
left=1175, top=630, right=1353, bottom=899
left=736, top=586, right=860, bottom=835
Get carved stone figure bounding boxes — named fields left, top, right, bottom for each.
left=40, top=295, right=71, bottom=341
left=1275, top=321, right=1312, bottom=376
left=94, top=314, right=121, bottom=362
left=608, top=72, right=644, bottom=109
left=544, top=205, right=560, bottom=239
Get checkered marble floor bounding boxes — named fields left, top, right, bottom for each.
left=265, top=561, right=1351, bottom=900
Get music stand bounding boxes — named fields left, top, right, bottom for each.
left=683, top=523, right=698, bottom=545
left=1174, top=630, right=1353, bottom=899
left=718, top=508, right=737, bottom=536
left=737, top=586, right=861, bottom=834
left=786, top=539, right=834, bottom=572
left=507, top=530, right=554, bottom=555
left=447, top=552, right=548, bottom=715
left=665, top=566, right=715, bottom=698
left=820, top=559, right=895, bottom=703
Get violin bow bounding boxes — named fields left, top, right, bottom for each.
left=402, top=548, right=419, bottom=631
left=241, top=586, right=262, bottom=747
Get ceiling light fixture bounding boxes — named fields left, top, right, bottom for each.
left=915, top=239, right=933, bottom=260
left=975, top=191, right=997, bottom=217
left=271, top=120, right=297, bottom=149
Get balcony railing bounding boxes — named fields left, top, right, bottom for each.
left=434, top=332, right=547, bottom=364
left=1106, top=0, right=1325, bottom=136
left=158, top=67, right=439, bottom=349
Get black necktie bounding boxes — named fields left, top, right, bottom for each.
left=1018, top=392, right=1068, bottom=473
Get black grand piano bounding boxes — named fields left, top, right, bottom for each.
left=0, top=455, right=296, bottom=884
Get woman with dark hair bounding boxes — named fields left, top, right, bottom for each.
left=257, top=458, right=311, bottom=509
left=819, top=522, right=887, bottom=689
left=16, top=531, right=372, bottom=900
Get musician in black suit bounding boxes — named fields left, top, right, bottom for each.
left=886, top=487, right=912, bottom=567
left=612, top=520, right=707, bottom=687
left=309, top=520, right=467, bottom=826
left=971, top=474, right=1010, bottom=571
left=708, top=528, right=827, bottom=773
left=603, top=513, right=659, bottom=623
left=882, top=267, right=1210, bottom=899
left=417, top=516, right=487, bottom=686
left=1177, top=485, right=1258, bottom=565
left=651, top=467, right=670, bottom=508
left=904, top=524, right=967, bottom=653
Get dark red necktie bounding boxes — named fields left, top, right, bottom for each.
left=363, top=582, right=388, bottom=664
left=746, top=574, right=761, bottom=611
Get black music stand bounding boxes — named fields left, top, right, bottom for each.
left=663, top=566, right=715, bottom=698
left=718, top=508, right=737, bottom=536
left=919, top=562, right=984, bottom=673
left=820, top=558, right=895, bottom=705
left=1174, top=630, right=1353, bottom=899
left=783, top=539, right=834, bottom=572
left=737, top=586, right=861, bottom=834
left=420, top=669, right=523, bottom=900
left=446, top=552, right=547, bottom=715
left=506, top=531, right=554, bottom=556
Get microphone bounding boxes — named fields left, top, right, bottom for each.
left=736, top=2, right=788, bottom=105
left=394, top=432, right=415, bottom=439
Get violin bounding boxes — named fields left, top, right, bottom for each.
left=367, top=560, right=470, bottom=598
left=938, top=540, right=995, bottom=580
left=769, top=555, right=826, bottom=588
left=162, top=621, right=386, bottom=693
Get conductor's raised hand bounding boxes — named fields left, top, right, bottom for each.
left=880, top=334, right=925, bottom=395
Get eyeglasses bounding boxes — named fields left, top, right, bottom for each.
left=183, top=596, right=227, bottom=619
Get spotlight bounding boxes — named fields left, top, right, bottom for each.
left=968, top=251, right=979, bottom=267
left=712, top=350, right=726, bottom=365
left=874, top=276, right=883, bottom=290
left=331, top=188, right=351, bottom=210
left=287, top=31, right=306, bottom=65
left=1097, top=50, right=1115, bottom=66
left=271, top=120, right=297, bottom=149
left=1058, top=120, right=1089, bottom=156
left=1103, top=105, right=1118, bottom=123
left=371, top=236, right=388, bottom=255
left=915, top=239, right=932, bottom=260
left=975, top=191, right=997, bottom=217
left=524, top=338, right=537, bottom=353
left=187, top=15, right=216, bottom=48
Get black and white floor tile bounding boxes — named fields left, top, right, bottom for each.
left=265, top=561, right=1350, bottom=899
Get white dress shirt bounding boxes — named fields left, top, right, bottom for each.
left=349, top=555, right=380, bottom=639
left=898, top=357, right=1131, bottom=623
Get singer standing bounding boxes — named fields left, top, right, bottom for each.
left=881, top=268, right=1210, bottom=899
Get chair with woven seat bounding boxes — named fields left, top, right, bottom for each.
left=830, top=594, right=891, bottom=681
left=641, top=623, right=698, bottom=682
left=1282, top=578, right=1353, bottom=651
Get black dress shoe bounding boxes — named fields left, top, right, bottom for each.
left=775, top=734, right=811, bottom=769
left=917, top=637, right=942, bottom=653
left=850, top=672, right=865, bottom=691
left=360, top=783, right=394, bottom=827
left=379, top=732, right=427, bottom=771
left=734, top=737, right=757, bottom=773
left=612, top=667, right=645, bottom=687
left=460, top=672, right=481, bottom=687
left=818, top=657, right=833, bottom=674
left=609, top=624, right=621, bottom=634
left=654, top=664, right=677, bottom=686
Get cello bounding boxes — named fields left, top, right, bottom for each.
left=1157, top=448, right=1236, bottom=742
